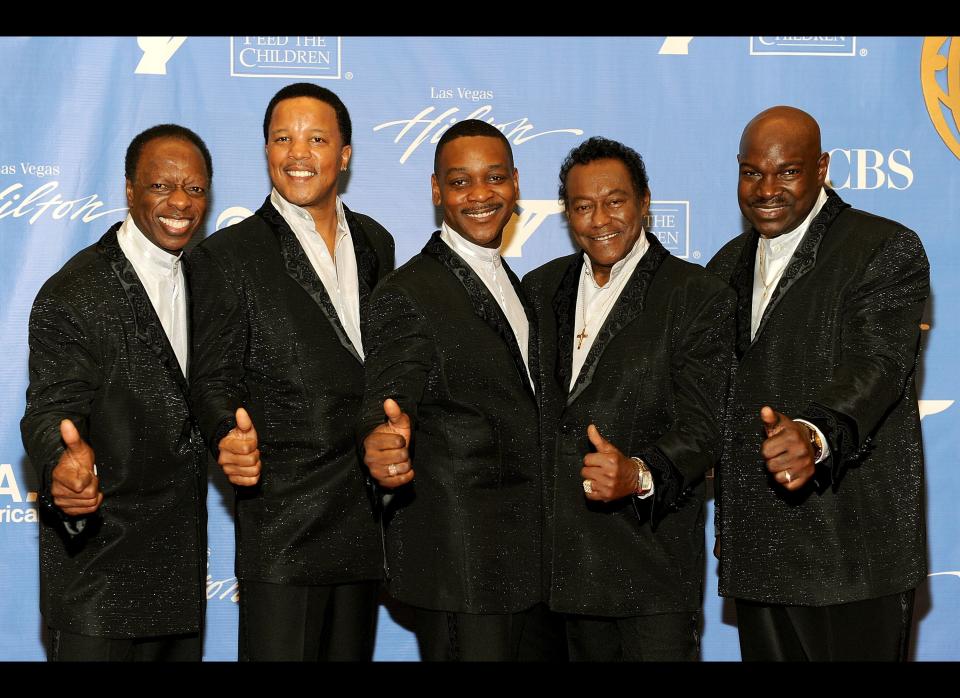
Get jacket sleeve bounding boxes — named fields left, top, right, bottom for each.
left=799, top=228, right=929, bottom=480
left=20, top=288, right=103, bottom=512
left=637, top=278, right=736, bottom=527
left=187, top=244, right=248, bottom=456
left=357, top=282, right=435, bottom=445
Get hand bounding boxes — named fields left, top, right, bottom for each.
left=217, top=407, right=261, bottom=486
left=580, top=424, right=637, bottom=502
left=51, top=419, right=103, bottom=515
left=759, top=406, right=816, bottom=491
left=363, top=399, right=414, bottom=489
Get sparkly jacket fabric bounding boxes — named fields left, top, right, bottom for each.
left=523, top=233, right=736, bottom=617
left=706, top=189, right=929, bottom=606
left=21, top=225, right=207, bottom=638
left=188, top=198, right=393, bottom=586
left=357, top=232, right=542, bottom=614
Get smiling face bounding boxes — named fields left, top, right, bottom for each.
left=564, top=157, right=649, bottom=286
left=125, top=137, right=209, bottom=255
left=737, top=111, right=829, bottom=239
left=266, top=96, right=351, bottom=217
left=431, top=135, right=519, bottom=249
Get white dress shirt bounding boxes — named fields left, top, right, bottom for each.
left=751, top=187, right=831, bottom=462
left=572, top=231, right=653, bottom=498
left=439, top=222, right=534, bottom=390
left=116, top=214, right=188, bottom=376
left=271, top=189, right=364, bottom=360
left=571, top=229, right=649, bottom=391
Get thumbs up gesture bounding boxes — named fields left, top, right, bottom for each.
left=363, top=398, right=414, bottom=489
left=759, top=405, right=815, bottom=491
left=580, top=424, right=636, bottom=502
left=217, top=407, right=261, bottom=486
left=51, top=419, right=103, bottom=515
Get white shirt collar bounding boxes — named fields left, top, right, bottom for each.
left=270, top=187, right=350, bottom=244
left=582, top=228, right=649, bottom=289
left=440, top=221, right=502, bottom=267
left=117, top=214, right=181, bottom=273
left=759, top=187, right=829, bottom=256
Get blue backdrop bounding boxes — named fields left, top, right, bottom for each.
left=2, top=36, right=958, bottom=661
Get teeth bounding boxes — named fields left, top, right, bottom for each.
left=593, top=232, right=619, bottom=242
left=465, top=208, right=498, bottom=220
left=159, top=217, right=190, bottom=230
left=287, top=170, right=315, bottom=178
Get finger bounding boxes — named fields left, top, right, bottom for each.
left=53, top=493, right=102, bottom=509
left=378, top=469, right=415, bottom=489
left=235, top=407, right=253, bottom=433
left=55, top=492, right=103, bottom=514
left=586, top=424, right=614, bottom=453
left=53, top=463, right=95, bottom=493
left=365, top=432, right=407, bottom=451
left=221, top=464, right=262, bottom=478
left=229, top=475, right=260, bottom=487
left=760, top=437, right=790, bottom=461
left=59, top=419, right=84, bottom=453
left=378, top=461, right=412, bottom=478
left=220, top=436, right=258, bottom=456
left=219, top=449, right=261, bottom=468
left=759, top=405, right=785, bottom=436
left=582, top=453, right=617, bottom=471
left=383, top=399, right=411, bottom=429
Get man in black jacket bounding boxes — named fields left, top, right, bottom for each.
left=707, top=106, right=929, bottom=661
left=359, top=119, right=549, bottom=661
left=189, top=83, right=394, bottom=661
left=523, top=137, right=734, bottom=661
left=22, top=124, right=213, bottom=661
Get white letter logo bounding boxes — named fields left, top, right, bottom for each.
left=135, top=37, right=188, bottom=75
left=659, top=37, right=694, bottom=55
left=216, top=207, right=253, bottom=231
left=501, top=200, right=565, bottom=258
left=919, top=400, right=954, bottom=420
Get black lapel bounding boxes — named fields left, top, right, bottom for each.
left=422, top=231, right=536, bottom=400
left=257, top=197, right=363, bottom=365
left=564, top=232, right=669, bottom=406
left=552, top=253, right=583, bottom=399
left=749, top=189, right=851, bottom=349
left=98, top=224, right=189, bottom=397
left=503, top=258, right=539, bottom=400
left=727, top=231, right=758, bottom=360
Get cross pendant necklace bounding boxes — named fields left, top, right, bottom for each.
left=576, top=327, right=588, bottom=350
left=577, top=266, right=617, bottom=352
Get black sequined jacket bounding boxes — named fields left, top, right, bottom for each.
left=21, top=224, right=207, bottom=637
left=523, top=232, right=736, bottom=617
left=707, top=188, right=929, bottom=606
left=357, top=232, right=542, bottom=614
left=188, top=197, right=393, bottom=586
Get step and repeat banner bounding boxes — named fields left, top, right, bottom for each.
left=1, top=36, right=958, bottom=661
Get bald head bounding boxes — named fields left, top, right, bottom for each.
left=737, top=106, right=829, bottom=239
left=739, top=106, right=822, bottom=157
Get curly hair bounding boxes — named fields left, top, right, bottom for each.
left=558, top=136, right=649, bottom=204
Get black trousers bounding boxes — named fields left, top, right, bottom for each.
left=47, top=628, right=201, bottom=661
left=239, top=579, right=380, bottom=661
left=564, top=610, right=700, bottom=661
left=735, top=589, right=915, bottom=661
left=413, top=602, right=567, bottom=661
